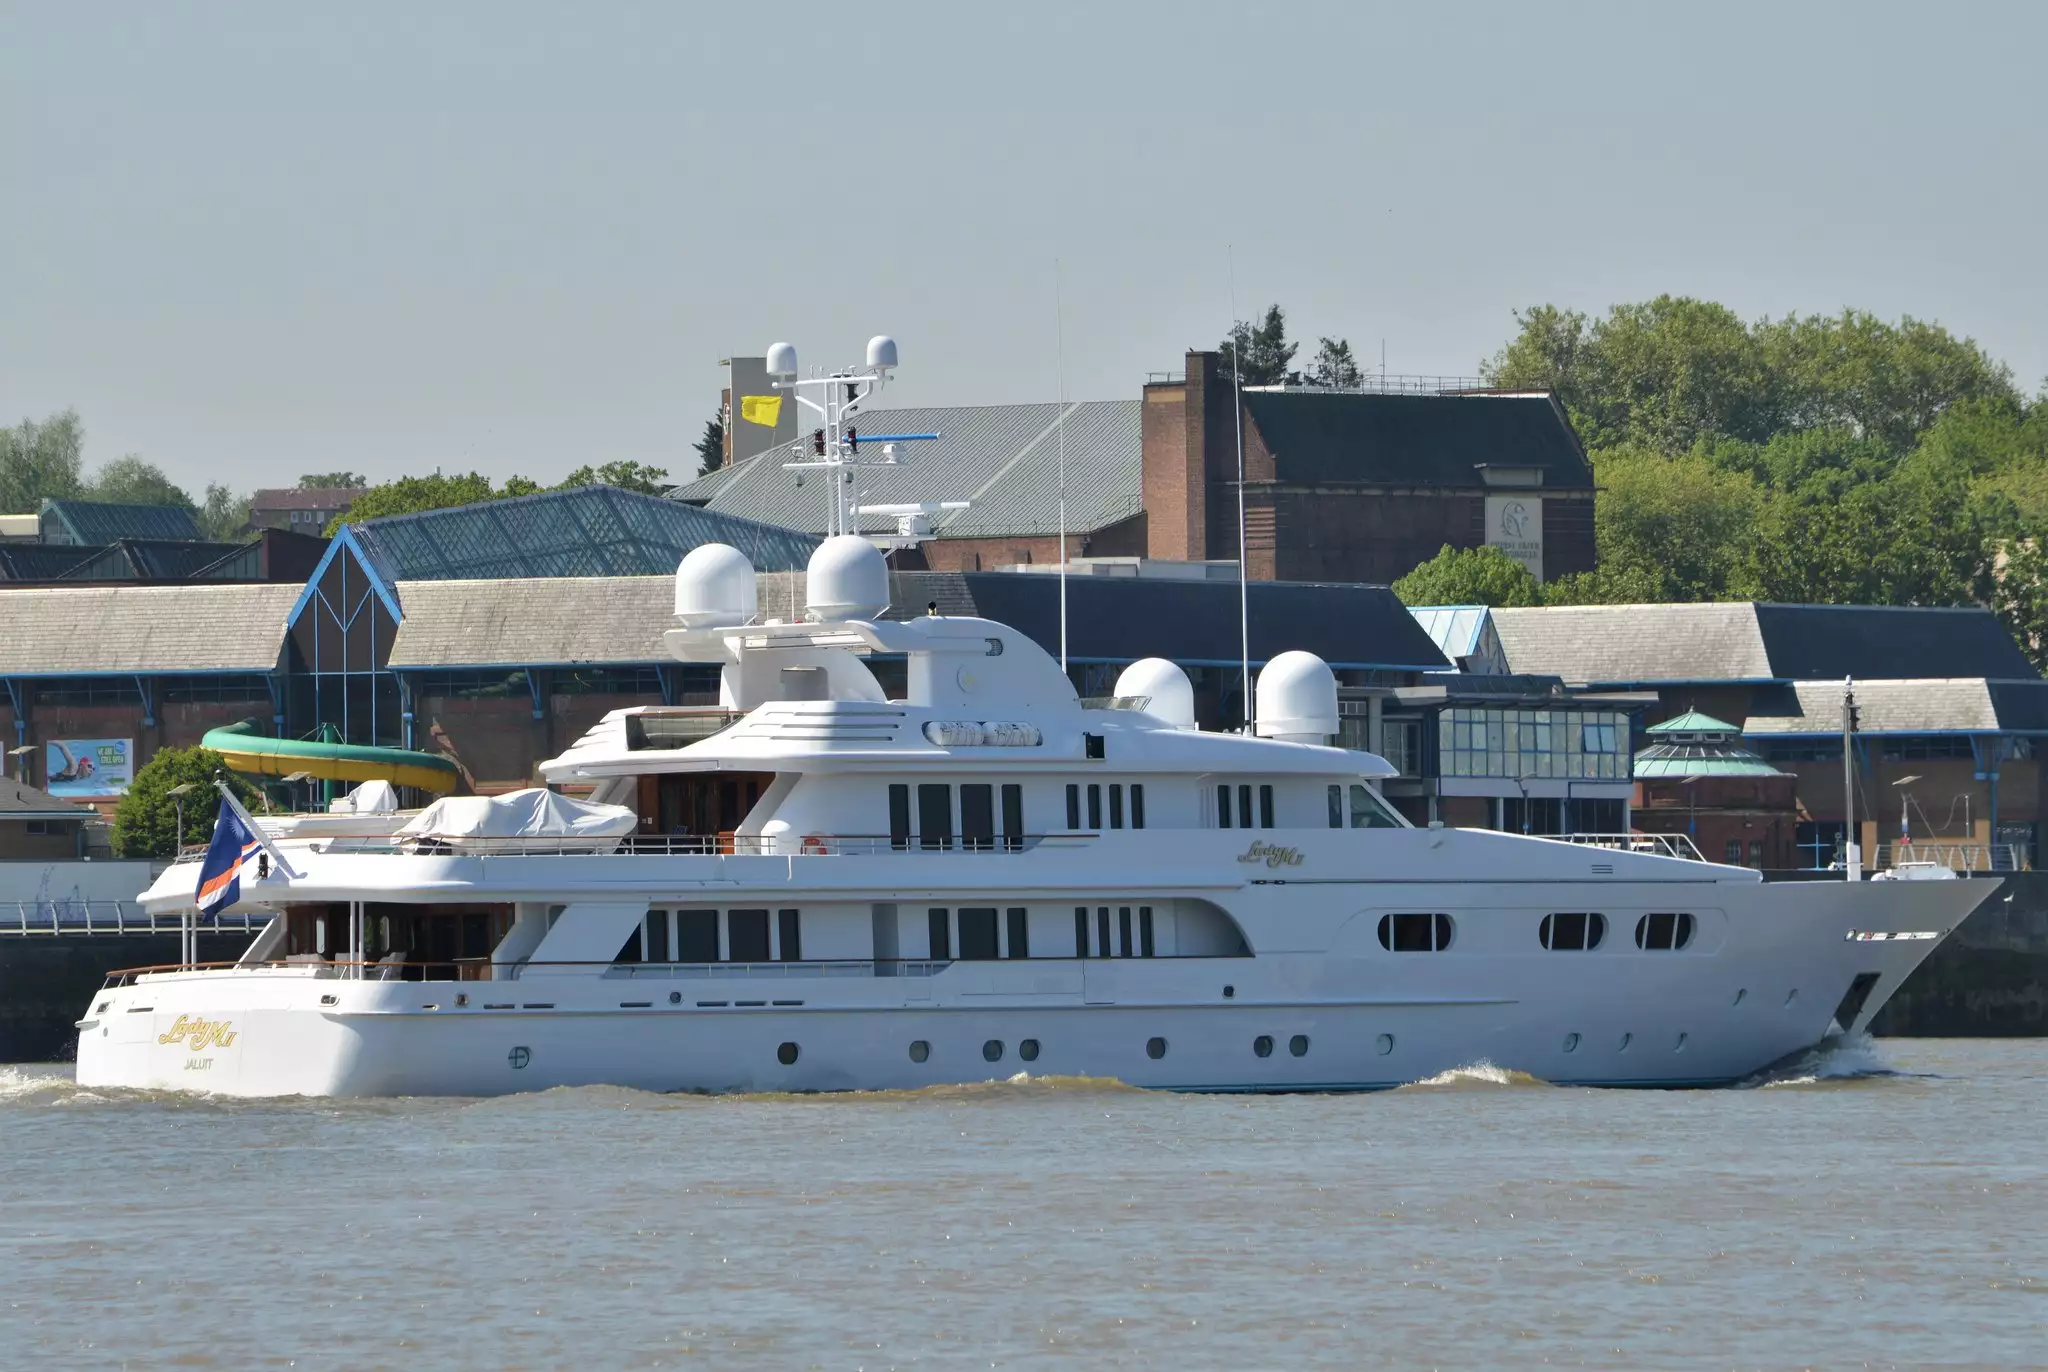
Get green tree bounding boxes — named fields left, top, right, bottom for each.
left=1220, top=305, right=1297, bottom=386
left=111, top=746, right=263, bottom=859
left=328, top=471, right=537, bottom=533
left=694, top=414, right=725, bottom=478
left=196, top=484, right=250, bottom=541
left=1392, top=543, right=1542, bottom=607
left=0, top=409, right=86, bottom=512
left=1306, top=337, right=1363, bottom=388
left=1759, top=310, right=2018, bottom=452
left=1579, top=447, right=1766, bottom=602
left=1993, top=531, right=2048, bottom=673
left=296, top=471, right=367, bottom=489
left=83, top=454, right=194, bottom=508
left=1481, top=304, right=1591, bottom=402
left=557, top=460, right=670, bottom=495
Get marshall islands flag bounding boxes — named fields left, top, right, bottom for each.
left=195, top=799, right=264, bottom=914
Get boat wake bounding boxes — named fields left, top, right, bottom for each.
left=1395, top=1061, right=1551, bottom=1091
left=1739, top=1034, right=1916, bottom=1089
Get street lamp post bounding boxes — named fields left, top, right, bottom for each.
left=166, top=783, right=195, bottom=853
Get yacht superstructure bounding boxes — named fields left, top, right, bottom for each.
left=72, top=341, right=1995, bottom=1097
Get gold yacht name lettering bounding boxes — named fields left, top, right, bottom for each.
left=1238, top=842, right=1305, bottom=869
left=158, top=1016, right=238, bottom=1051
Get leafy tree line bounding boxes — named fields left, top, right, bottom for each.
left=1386, top=296, right=2048, bottom=669
left=1, top=410, right=250, bottom=540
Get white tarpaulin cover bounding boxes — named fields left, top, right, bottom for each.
left=328, top=779, right=401, bottom=814
left=398, top=788, right=638, bottom=841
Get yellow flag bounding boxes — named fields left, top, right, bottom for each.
left=739, top=394, right=782, bottom=427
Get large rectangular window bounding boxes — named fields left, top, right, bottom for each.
left=644, top=911, right=669, bottom=963
left=1002, top=784, right=1024, bottom=851
left=728, top=909, right=771, bottom=962
left=958, top=907, right=999, bottom=960
left=676, top=909, right=719, bottom=962
left=1007, top=907, right=1029, bottom=958
left=928, top=908, right=952, bottom=960
left=889, top=784, right=912, bottom=851
left=777, top=908, right=802, bottom=962
left=1438, top=707, right=1631, bottom=781
left=918, top=784, right=953, bottom=851
left=960, top=784, right=995, bottom=852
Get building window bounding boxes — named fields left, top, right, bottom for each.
left=1379, top=719, right=1422, bottom=777
left=1724, top=840, right=1742, bottom=864
left=1748, top=839, right=1765, bottom=866
left=1635, top=912, right=1696, bottom=951
left=1795, top=821, right=1844, bottom=870
left=918, top=784, right=952, bottom=851
left=1378, top=913, right=1453, bottom=952
left=1439, top=707, right=1630, bottom=781
left=676, top=909, right=719, bottom=961
left=1540, top=913, right=1607, bottom=951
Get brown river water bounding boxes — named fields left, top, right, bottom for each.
left=0, top=1038, right=2042, bottom=1370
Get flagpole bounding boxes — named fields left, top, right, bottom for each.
left=1055, top=258, right=1069, bottom=677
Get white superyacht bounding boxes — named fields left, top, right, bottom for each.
left=74, top=343, right=1995, bottom=1097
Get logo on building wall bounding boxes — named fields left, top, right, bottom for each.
left=1484, top=495, right=1544, bottom=580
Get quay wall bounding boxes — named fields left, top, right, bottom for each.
left=0, top=933, right=254, bottom=1062
left=1869, top=872, right=2048, bottom=1036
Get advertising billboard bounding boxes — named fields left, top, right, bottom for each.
left=44, top=738, right=135, bottom=797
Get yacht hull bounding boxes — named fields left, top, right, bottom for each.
left=75, top=875, right=1985, bottom=1097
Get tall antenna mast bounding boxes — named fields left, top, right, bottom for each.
left=1055, top=259, right=1069, bottom=675
left=1229, top=248, right=1252, bottom=732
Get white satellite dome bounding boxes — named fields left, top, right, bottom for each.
left=1254, top=650, right=1339, bottom=744
left=866, top=334, right=899, bottom=370
left=765, top=341, right=798, bottom=377
left=806, top=534, right=889, bottom=622
left=674, top=543, right=757, bottom=627
left=1114, top=658, right=1197, bottom=731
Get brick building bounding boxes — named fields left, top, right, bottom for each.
left=249, top=486, right=365, bottom=534
left=1140, top=352, right=1595, bottom=583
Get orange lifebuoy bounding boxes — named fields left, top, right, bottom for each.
left=800, top=835, right=828, bottom=855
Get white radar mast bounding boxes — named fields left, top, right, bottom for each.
left=767, top=336, right=967, bottom=545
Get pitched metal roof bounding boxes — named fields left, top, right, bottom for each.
left=0, top=777, right=92, bottom=818
left=671, top=401, right=1142, bottom=540
left=385, top=570, right=1449, bottom=672
left=0, top=583, right=300, bottom=674
left=1240, top=390, right=1593, bottom=489
left=1491, top=602, right=2036, bottom=686
left=1406, top=605, right=1507, bottom=673
left=1648, top=709, right=1742, bottom=734
left=350, top=485, right=818, bottom=582
left=40, top=499, right=203, bottom=544
left=1739, top=679, right=2048, bottom=736
left=1635, top=709, right=1781, bottom=776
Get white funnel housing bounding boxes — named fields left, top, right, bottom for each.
left=806, top=534, right=889, bottom=622
left=674, top=543, right=757, bottom=627
left=866, top=334, right=899, bottom=370
left=1114, top=658, right=1197, bottom=731
left=1255, top=651, right=1339, bottom=744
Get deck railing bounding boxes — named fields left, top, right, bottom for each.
left=1546, top=833, right=1708, bottom=862
left=1872, top=843, right=2029, bottom=873
left=0, top=901, right=269, bottom=937
left=99, top=956, right=959, bottom=989
left=274, top=832, right=1099, bottom=859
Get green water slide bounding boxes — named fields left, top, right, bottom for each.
left=201, top=720, right=461, bottom=794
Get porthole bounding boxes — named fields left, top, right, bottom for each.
left=777, top=1042, right=799, bottom=1065
left=1562, top=1032, right=1581, bottom=1053
left=1146, top=1036, right=1168, bottom=1060
left=1634, top=912, right=1697, bottom=951
left=982, top=1039, right=1004, bottom=1063
left=1732, top=988, right=1747, bottom=1007
left=1289, top=1034, right=1310, bottom=1058
left=1019, top=1039, right=1040, bottom=1062
left=1378, top=912, right=1454, bottom=952
left=908, top=1039, right=930, bottom=1063
left=1618, top=1032, right=1633, bottom=1052
left=1540, top=913, right=1608, bottom=951
left=1374, top=1033, right=1394, bottom=1056
left=668, top=991, right=682, bottom=1005
left=1253, top=1035, right=1274, bottom=1058
left=1673, top=1032, right=1689, bottom=1053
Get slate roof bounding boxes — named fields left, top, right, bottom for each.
left=0, top=584, right=300, bottom=674
left=349, top=485, right=819, bottom=582
left=1491, top=602, right=2038, bottom=685
left=1741, top=679, right=2048, bottom=736
left=385, top=571, right=1450, bottom=672
left=0, top=777, right=92, bottom=819
left=672, top=401, right=1142, bottom=539
left=1240, top=390, right=1593, bottom=488
left=40, top=499, right=203, bottom=545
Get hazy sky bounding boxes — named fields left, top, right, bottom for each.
left=4, top=1, right=2043, bottom=496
